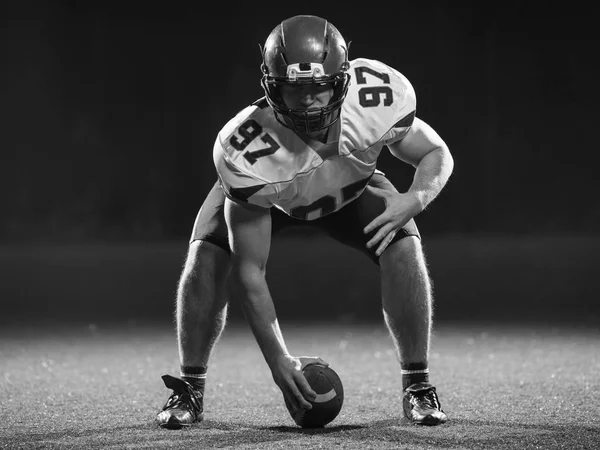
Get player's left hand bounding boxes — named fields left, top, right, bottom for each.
left=363, top=187, right=423, bottom=257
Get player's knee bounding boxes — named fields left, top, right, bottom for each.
left=182, top=239, right=230, bottom=280
left=177, top=240, right=231, bottom=308
left=381, top=236, right=426, bottom=270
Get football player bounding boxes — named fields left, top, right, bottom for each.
left=156, top=15, right=453, bottom=428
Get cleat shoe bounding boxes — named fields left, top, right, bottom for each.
left=403, top=382, right=448, bottom=425
left=156, top=374, right=204, bottom=429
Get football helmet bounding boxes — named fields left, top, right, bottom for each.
left=260, top=15, right=351, bottom=133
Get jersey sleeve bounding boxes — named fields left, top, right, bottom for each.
left=380, top=68, right=417, bottom=146
left=343, top=58, right=417, bottom=151
left=213, top=135, right=278, bottom=209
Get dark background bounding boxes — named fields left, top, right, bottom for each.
left=1, top=1, right=598, bottom=325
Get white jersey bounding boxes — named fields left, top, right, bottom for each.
left=213, top=58, right=416, bottom=220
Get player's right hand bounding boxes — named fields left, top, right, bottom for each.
left=269, top=355, right=328, bottom=420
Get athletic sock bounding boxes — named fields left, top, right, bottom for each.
left=401, top=362, right=429, bottom=390
left=180, top=365, right=207, bottom=393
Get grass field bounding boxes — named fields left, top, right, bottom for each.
left=1, top=235, right=598, bottom=448
left=1, top=321, right=598, bottom=449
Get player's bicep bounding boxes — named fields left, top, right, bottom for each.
left=224, top=197, right=272, bottom=273
left=387, top=117, right=448, bottom=167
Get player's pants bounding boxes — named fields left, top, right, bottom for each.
left=190, top=172, right=420, bottom=265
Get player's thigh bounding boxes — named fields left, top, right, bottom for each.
left=190, top=180, right=231, bottom=254
left=322, top=173, right=420, bottom=265
left=357, top=173, right=420, bottom=239
left=357, top=173, right=419, bottom=232
left=183, top=181, right=232, bottom=284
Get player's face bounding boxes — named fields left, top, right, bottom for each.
left=280, top=83, right=334, bottom=110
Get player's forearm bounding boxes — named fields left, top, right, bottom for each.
left=408, top=146, right=454, bottom=211
left=230, top=263, right=290, bottom=364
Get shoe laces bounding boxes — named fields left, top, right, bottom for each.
left=164, top=384, right=203, bottom=415
left=412, top=387, right=441, bottom=410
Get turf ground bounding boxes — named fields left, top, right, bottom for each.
left=1, top=235, right=599, bottom=449
left=1, top=321, right=598, bottom=449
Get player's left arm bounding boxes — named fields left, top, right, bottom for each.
left=388, top=116, right=454, bottom=210
left=364, top=117, right=454, bottom=255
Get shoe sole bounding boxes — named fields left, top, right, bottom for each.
left=406, top=414, right=448, bottom=426
left=158, top=413, right=205, bottom=429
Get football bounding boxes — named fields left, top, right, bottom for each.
left=295, top=363, right=344, bottom=428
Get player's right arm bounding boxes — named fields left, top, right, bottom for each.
left=224, top=197, right=321, bottom=417
left=224, top=197, right=284, bottom=362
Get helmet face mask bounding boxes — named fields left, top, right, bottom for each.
left=260, top=15, right=351, bottom=133
left=261, top=73, right=350, bottom=133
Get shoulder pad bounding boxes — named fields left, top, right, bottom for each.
left=343, top=58, right=416, bottom=145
